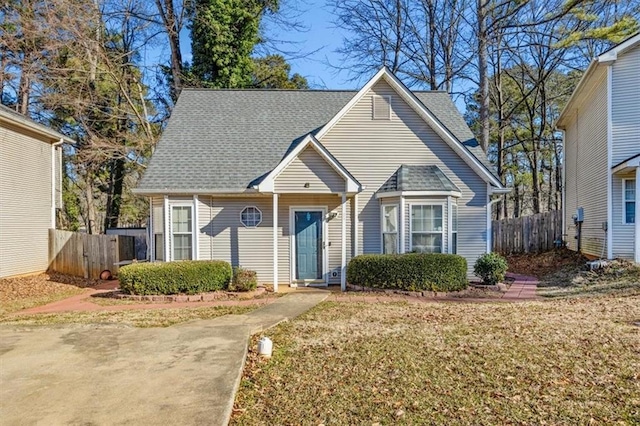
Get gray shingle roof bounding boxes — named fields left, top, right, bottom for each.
left=137, top=89, right=496, bottom=193
left=378, top=165, right=461, bottom=193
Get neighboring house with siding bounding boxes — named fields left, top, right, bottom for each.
left=135, top=68, right=508, bottom=291
left=0, top=105, right=69, bottom=278
left=557, top=33, right=640, bottom=263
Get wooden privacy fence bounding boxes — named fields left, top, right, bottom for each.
left=49, top=229, right=136, bottom=279
left=492, top=210, right=563, bottom=254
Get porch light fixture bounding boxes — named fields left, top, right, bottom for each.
left=326, top=212, right=338, bottom=221
left=303, top=182, right=310, bottom=188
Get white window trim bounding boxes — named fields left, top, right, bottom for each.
left=622, top=178, right=636, bottom=225
left=289, top=206, right=328, bottom=286
left=380, top=203, right=400, bottom=254
left=409, top=202, right=446, bottom=254
left=169, top=202, right=195, bottom=261
left=240, top=206, right=263, bottom=228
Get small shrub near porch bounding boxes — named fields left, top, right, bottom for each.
left=119, top=260, right=232, bottom=295
left=347, top=253, right=468, bottom=292
left=230, top=267, right=258, bottom=292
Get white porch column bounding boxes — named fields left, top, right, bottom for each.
left=353, top=193, right=359, bottom=257
left=273, top=193, right=279, bottom=292
left=636, top=168, right=640, bottom=263
left=447, top=196, right=453, bottom=254
left=148, top=197, right=154, bottom=261
left=399, top=196, right=406, bottom=253
left=341, top=192, right=347, bottom=291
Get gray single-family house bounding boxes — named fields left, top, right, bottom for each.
left=557, top=33, right=640, bottom=263
left=135, top=68, right=508, bottom=290
left=0, top=105, right=70, bottom=278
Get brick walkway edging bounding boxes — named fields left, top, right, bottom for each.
left=109, top=287, right=266, bottom=302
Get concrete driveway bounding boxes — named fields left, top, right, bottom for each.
left=0, top=291, right=327, bottom=425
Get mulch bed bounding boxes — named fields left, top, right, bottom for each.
left=0, top=273, right=95, bottom=305
left=505, top=249, right=587, bottom=279
left=94, top=286, right=267, bottom=302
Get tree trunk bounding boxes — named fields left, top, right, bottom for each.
left=477, top=0, right=490, bottom=152
left=155, top=0, right=183, bottom=100
left=103, top=157, right=126, bottom=230
left=85, top=174, right=98, bottom=234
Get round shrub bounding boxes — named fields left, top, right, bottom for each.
left=230, top=267, right=258, bottom=292
left=347, top=253, right=468, bottom=292
left=119, top=260, right=232, bottom=295
left=473, top=252, right=508, bottom=285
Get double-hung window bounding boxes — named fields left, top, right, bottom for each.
left=382, top=204, right=399, bottom=254
left=411, top=204, right=443, bottom=253
left=172, top=205, right=193, bottom=260
left=624, top=179, right=636, bottom=224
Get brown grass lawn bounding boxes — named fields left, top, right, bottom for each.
left=233, top=297, right=640, bottom=425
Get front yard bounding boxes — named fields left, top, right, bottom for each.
left=233, top=296, right=640, bottom=424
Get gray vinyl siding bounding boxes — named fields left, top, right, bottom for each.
left=0, top=124, right=54, bottom=278
left=562, top=73, right=609, bottom=258
left=274, top=146, right=345, bottom=193
left=186, top=194, right=351, bottom=285
left=611, top=44, right=640, bottom=166
left=611, top=172, right=636, bottom=260
left=319, top=80, right=488, bottom=275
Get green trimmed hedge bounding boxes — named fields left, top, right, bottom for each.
left=119, top=260, right=232, bottom=295
left=347, top=253, right=468, bottom=292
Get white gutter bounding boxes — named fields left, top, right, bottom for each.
left=51, top=138, right=64, bottom=229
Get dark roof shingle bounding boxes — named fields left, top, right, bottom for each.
left=137, top=89, right=496, bottom=193
left=378, top=165, right=461, bottom=193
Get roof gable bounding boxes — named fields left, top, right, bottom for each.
left=315, top=68, right=502, bottom=188
left=258, top=134, right=360, bottom=193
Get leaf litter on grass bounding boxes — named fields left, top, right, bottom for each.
left=232, top=298, right=640, bottom=425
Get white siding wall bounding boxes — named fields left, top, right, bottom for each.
left=611, top=45, right=640, bottom=165
left=319, top=80, right=488, bottom=275
left=274, top=146, right=345, bottom=193
left=563, top=72, right=609, bottom=257
left=611, top=172, right=636, bottom=259
left=0, top=124, right=54, bottom=278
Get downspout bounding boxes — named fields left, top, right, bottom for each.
left=51, top=138, right=64, bottom=229
left=606, top=64, right=613, bottom=259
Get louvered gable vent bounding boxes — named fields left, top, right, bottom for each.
left=372, top=95, right=391, bottom=120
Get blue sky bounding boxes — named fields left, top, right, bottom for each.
left=146, top=0, right=468, bottom=112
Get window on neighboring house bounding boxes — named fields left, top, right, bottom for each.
left=240, top=206, right=262, bottom=228
left=172, top=205, right=193, bottom=260
left=382, top=204, right=399, bottom=254
left=451, top=203, right=458, bottom=254
left=624, top=179, right=636, bottom=224
left=411, top=204, right=443, bottom=253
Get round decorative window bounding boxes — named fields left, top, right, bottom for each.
left=240, top=206, right=262, bottom=228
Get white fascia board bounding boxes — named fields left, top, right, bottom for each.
left=257, top=134, right=361, bottom=193
left=376, top=190, right=462, bottom=199
left=315, top=67, right=503, bottom=188
left=488, top=187, right=512, bottom=195
left=556, top=59, right=598, bottom=129
left=597, top=33, right=640, bottom=64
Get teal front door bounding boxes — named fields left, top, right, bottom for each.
left=294, top=211, right=323, bottom=280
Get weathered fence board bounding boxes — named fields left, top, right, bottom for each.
left=492, top=210, right=563, bottom=254
left=48, top=229, right=135, bottom=279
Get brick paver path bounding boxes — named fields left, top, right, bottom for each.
left=14, top=272, right=540, bottom=316
left=14, top=280, right=278, bottom=316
